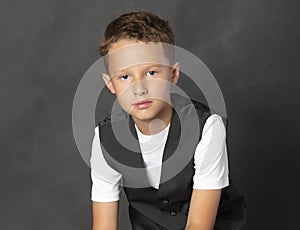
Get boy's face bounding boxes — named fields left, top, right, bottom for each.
left=102, top=39, right=180, bottom=126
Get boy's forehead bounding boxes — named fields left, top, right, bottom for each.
left=105, top=42, right=173, bottom=76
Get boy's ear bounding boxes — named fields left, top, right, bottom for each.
left=102, top=73, right=116, bottom=94
left=171, top=62, right=180, bottom=84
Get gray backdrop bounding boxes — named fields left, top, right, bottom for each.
left=1, top=0, right=299, bottom=229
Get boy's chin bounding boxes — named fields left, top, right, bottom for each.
left=129, top=112, right=155, bottom=123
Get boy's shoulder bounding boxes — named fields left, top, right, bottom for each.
left=171, top=93, right=227, bottom=128
left=99, top=109, right=128, bottom=127
left=171, top=93, right=211, bottom=116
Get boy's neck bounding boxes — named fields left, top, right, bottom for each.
left=132, top=105, right=173, bottom=136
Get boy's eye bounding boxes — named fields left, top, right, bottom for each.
left=119, top=75, right=129, bottom=80
left=147, top=71, right=157, bottom=77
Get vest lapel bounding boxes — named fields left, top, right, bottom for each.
left=100, top=113, right=150, bottom=187
left=159, top=109, right=181, bottom=186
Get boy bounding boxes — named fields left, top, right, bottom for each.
left=90, top=11, right=246, bottom=230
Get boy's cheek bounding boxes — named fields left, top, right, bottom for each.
left=115, top=88, right=135, bottom=112
left=147, top=79, right=172, bottom=101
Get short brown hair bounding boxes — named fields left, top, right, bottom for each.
left=99, top=11, right=174, bottom=56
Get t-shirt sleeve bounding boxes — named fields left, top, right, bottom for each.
left=193, top=114, right=229, bottom=190
left=90, top=126, right=122, bottom=202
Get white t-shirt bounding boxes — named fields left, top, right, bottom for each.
left=90, top=113, right=229, bottom=202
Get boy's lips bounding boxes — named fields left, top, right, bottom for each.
left=133, top=100, right=153, bottom=109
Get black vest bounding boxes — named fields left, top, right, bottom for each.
left=98, top=94, right=246, bottom=230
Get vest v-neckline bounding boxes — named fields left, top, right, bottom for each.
left=128, top=108, right=181, bottom=189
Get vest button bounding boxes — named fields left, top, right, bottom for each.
left=162, top=198, right=169, bottom=204
left=170, top=210, right=177, bottom=216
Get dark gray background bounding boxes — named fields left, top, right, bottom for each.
left=1, top=0, right=299, bottom=229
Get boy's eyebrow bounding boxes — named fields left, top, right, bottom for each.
left=144, top=64, right=163, bottom=68
left=110, top=69, right=125, bottom=78
left=110, top=63, right=164, bottom=78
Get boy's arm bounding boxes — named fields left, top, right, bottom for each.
left=185, top=189, right=221, bottom=230
left=90, top=126, right=122, bottom=230
left=92, top=201, right=118, bottom=230
left=185, top=114, right=227, bottom=229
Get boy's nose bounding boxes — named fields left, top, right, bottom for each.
left=133, top=80, right=148, bottom=96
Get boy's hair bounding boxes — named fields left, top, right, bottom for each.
left=99, top=11, right=174, bottom=56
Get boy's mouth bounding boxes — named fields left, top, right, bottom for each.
left=133, top=100, right=152, bottom=109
